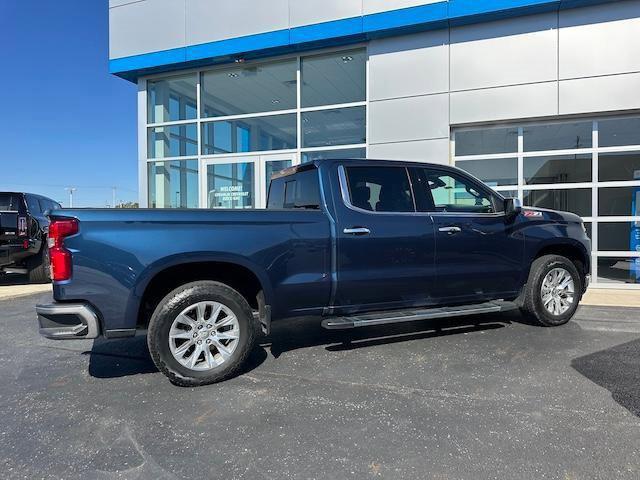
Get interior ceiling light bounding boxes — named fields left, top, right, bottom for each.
left=341, top=55, right=353, bottom=63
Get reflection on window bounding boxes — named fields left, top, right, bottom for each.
left=201, top=114, right=296, bottom=155
left=148, top=124, right=198, bottom=158
left=455, top=128, right=518, bottom=156
left=147, top=74, right=197, bottom=123
left=423, top=170, right=495, bottom=214
left=301, top=49, right=366, bottom=108
left=599, top=186, right=640, bottom=216
left=598, top=222, right=640, bottom=251
left=265, top=159, right=292, bottom=192
left=302, top=106, right=366, bottom=148
left=301, top=147, right=366, bottom=164
left=523, top=122, right=592, bottom=151
left=523, top=189, right=591, bottom=217
left=148, top=160, right=199, bottom=208
left=597, top=257, right=640, bottom=284
left=201, top=60, right=297, bottom=117
left=345, top=167, right=414, bottom=212
left=206, top=162, right=254, bottom=209
left=457, top=158, right=517, bottom=186
left=524, top=154, right=592, bottom=185
left=599, top=117, right=640, bottom=147
left=599, top=152, right=640, bottom=182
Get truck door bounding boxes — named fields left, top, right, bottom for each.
left=331, top=164, right=436, bottom=313
left=410, top=167, right=524, bottom=302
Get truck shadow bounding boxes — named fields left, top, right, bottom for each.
left=571, top=338, right=640, bottom=418
left=86, top=313, right=516, bottom=380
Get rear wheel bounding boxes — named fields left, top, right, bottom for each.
left=519, top=254, right=582, bottom=326
left=27, top=242, right=50, bottom=284
left=147, top=281, right=258, bottom=386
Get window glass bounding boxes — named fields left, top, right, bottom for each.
left=597, top=257, right=640, bottom=284
left=25, top=196, right=41, bottom=213
left=496, top=189, right=519, bottom=199
left=147, top=160, right=199, bottom=208
left=301, top=147, right=366, bottom=164
left=147, top=124, right=198, bottom=158
left=599, top=186, right=640, bottom=216
left=265, top=159, right=293, bottom=192
left=456, top=158, right=517, bottom=186
left=301, top=49, right=366, bottom=108
left=598, top=222, right=640, bottom=251
left=206, top=162, right=254, bottom=209
left=599, top=117, right=640, bottom=147
left=524, top=154, right=592, bottom=185
left=421, top=170, right=496, bottom=214
left=147, top=74, right=197, bottom=123
left=599, top=151, right=640, bottom=182
left=345, top=167, right=414, bottom=212
left=201, top=114, right=296, bottom=155
left=584, top=222, right=592, bottom=240
left=455, top=128, right=518, bottom=156
left=266, top=170, right=320, bottom=209
left=267, top=178, right=286, bottom=209
left=302, top=106, right=366, bottom=148
left=523, top=189, right=591, bottom=217
left=201, top=60, right=297, bottom=117
left=523, top=122, right=592, bottom=151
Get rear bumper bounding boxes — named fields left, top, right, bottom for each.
left=36, top=303, right=101, bottom=340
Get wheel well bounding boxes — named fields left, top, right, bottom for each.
left=137, top=262, right=263, bottom=329
left=534, top=244, right=589, bottom=276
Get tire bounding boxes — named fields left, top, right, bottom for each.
left=147, top=281, right=258, bottom=387
left=27, top=243, right=51, bottom=284
left=519, top=254, right=583, bottom=327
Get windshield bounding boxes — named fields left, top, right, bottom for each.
left=0, top=194, right=20, bottom=211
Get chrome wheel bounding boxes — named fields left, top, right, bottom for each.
left=168, top=301, right=240, bottom=371
left=541, top=267, right=575, bottom=316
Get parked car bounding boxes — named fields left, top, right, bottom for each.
left=36, top=159, right=591, bottom=386
left=0, top=192, right=60, bottom=282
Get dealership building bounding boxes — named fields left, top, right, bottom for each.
left=109, top=0, right=640, bottom=288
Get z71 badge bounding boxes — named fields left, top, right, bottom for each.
left=523, top=210, right=543, bottom=217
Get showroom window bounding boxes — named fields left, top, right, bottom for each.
left=453, top=117, right=640, bottom=287
left=144, top=48, right=367, bottom=210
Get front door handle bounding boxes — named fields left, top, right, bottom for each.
left=438, top=226, right=462, bottom=234
left=343, top=227, right=370, bottom=235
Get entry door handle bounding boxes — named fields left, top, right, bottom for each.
left=438, top=226, right=462, bottom=234
left=343, top=227, right=370, bottom=235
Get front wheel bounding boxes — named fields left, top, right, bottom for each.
left=519, top=254, right=583, bottom=327
left=147, top=281, right=258, bottom=386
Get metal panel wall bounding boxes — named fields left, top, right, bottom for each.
left=288, top=0, right=362, bottom=28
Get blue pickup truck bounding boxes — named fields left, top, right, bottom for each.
left=37, top=159, right=590, bottom=386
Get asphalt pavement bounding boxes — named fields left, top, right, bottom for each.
left=0, top=293, right=639, bottom=479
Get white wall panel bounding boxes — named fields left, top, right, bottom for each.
left=109, top=0, right=186, bottom=58
left=559, top=0, right=640, bottom=79
left=450, top=13, right=558, bottom=91
left=364, top=0, right=442, bottom=15
left=559, top=72, right=640, bottom=114
left=369, top=94, right=449, bottom=143
left=450, top=82, right=558, bottom=124
left=369, top=138, right=450, bottom=164
left=186, top=0, right=289, bottom=45
left=369, top=30, right=449, bottom=101
left=289, top=0, right=362, bottom=28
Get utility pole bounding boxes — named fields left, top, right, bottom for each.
left=65, top=187, right=77, bottom=208
left=112, top=187, right=117, bottom=208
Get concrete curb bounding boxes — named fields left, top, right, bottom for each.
left=0, top=284, right=52, bottom=301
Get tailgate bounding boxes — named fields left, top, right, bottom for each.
left=0, top=211, right=20, bottom=241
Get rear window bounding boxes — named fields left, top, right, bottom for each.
left=267, top=169, right=320, bottom=209
left=0, top=194, right=20, bottom=211
left=344, top=166, right=415, bottom=213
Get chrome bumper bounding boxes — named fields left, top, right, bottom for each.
left=36, top=303, right=101, bottom=340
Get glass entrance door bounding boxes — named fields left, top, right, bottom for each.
left=201, top=153, right=295, bottom=209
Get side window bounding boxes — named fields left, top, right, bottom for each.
left=26, top=195, right=41, bottom=214
left=267, top=178, right=285, bottom=209
left=420, top=169, right=499, bottom=214
left=267, top=170, right=320, bottom=210
left=344, top=166, right=415, bottom=213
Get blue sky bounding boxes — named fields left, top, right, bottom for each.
left=0, top=0, right=138, bottom=207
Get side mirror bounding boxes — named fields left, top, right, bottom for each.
left=504, top=197, right=522, bottom=218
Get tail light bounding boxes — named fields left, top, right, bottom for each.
left=18, top=216, right=28, bottom=236
left=48, top=218, right=78, bottom=282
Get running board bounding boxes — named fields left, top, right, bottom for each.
left=321, top=302, right=510, bottom=330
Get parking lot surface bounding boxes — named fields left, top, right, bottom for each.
left=1, top=293, right=639, bottom=480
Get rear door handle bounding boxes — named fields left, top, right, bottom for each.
left=438, top=226, right=462, bottom=234
left=343, top=227, right=370, bottom=235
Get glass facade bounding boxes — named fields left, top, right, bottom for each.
left=145, top=48, right=367, bottom=210
left=454, top=116, right=640, bottom=287
left=148, top=160, right=199, bottom=208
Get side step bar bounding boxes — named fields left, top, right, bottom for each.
left=321, top=301, right=512, bottom=330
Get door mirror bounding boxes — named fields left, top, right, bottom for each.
left=504, top=197, right=522, bottom=217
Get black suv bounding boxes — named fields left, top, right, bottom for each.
left=0, top=192, right=61, bottom=282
